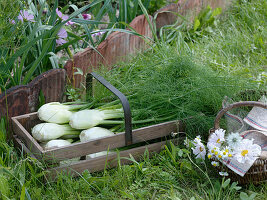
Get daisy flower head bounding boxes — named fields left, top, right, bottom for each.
left=208, top=143, right=219, bottom=156
left=233, top=139, right=261, bottom=164
left=211, top=161, right=219, bottom=167
left=207, top=153, right=213, bottom=159
left=208, top=129, right=225, bottom=147
left=207, top=141, right=216, bottom=150
left=219, top=171, right=229, bottom=176
left=221, top=146, right=231, bottom=159
left=215, top=150, right=224, bottom=160
left=226, top=132, right=243, bottom=148
left=192, top=141, right=206, bottom=160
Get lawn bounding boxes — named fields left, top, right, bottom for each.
left=0, top=0, right=266, bottom=199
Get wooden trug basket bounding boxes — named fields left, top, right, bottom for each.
left=210, top=101, right=267, bottom=184
left=11, top=73, right=184, bottom=180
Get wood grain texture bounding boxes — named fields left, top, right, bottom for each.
left=0, top=69, right=66, bottom=122
left=44, top=120, right=179, bottom=161
left=12, top=112, right=181, bottom=162
left=64, top=15, right=153, bottom=88
left=13, top=135, right=37, bottom=159
left=46, top=139, right=179, bottom=180
left=12, top=115, right=44, bottom=159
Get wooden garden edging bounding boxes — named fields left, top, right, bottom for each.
left=64, top=0, right=231, bottom=89
left=0, top=0, right=230, bottom=122
left=0, top=69, right=66, bottom=121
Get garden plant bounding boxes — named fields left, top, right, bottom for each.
left=0, top=0, right=266, bottom=199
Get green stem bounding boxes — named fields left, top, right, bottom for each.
left=101, top=114, right=176, bottom=126
left=66, top=47, right=73, bottom=59
left=68, top=102, right=95, bottom=111
left=101, top=120, right=124, bottom=125
left=102, top=109, right=124, bottom=119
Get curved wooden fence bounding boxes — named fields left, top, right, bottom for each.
left=0, top=0, right=230, bottom=121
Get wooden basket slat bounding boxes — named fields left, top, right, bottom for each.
left=46, top=139, right=178, bottom=180
left=12, top=113, right=181, bottom=162
left=13, top=135, right=38, bottom=159
left=44, top=120, right=179, bottom=161
left=12, top=116, right=44, bottom=157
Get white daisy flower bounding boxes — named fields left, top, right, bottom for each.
left=226, top=132, right=243, bottom=148
left=207, top=141, right=215, bottom=150
left=211, top=161, right=219, bottom=167
left=207, top=144, right=219, bottom=156
left=192, top=141, right=206, bottom=160
left=219, top=171, right=229, bottom=176
left=221, top=146, right=231, bottom=159
left=208, top=129, right=225, bottom=147
left=207, top=153, right=213, bottom=159
left=233, top=139, right=261, bottom=164
left=215, top=150, right=224, bottom=160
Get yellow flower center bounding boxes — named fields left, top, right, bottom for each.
left=223, top=152, right=227, bottom=155
left=218, top=155, right=222, bottom=158
left=216, top=139, right=220, bottom=143
left=241, top=150, right=249, bottom=157
left=215, top=151, right=218, bottom=155
left=213, top=163, right=217, bottom=166
left=211, top=150, right=214, bottom=153
left=208, top=154, right=212, bottom=159
left=228, top=154, right=232, bottom=157
left=225, top=149, right=229, bottom=152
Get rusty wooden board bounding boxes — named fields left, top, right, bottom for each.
left=64, top=15, right=153, bottom=89
left=0, top=69, right=66, bottom=121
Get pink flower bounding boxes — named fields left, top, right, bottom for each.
left=91, top=31, right=105, bottom=37
left=9, top=19, right=16, bottom=24
left=18, top=10, right=35, bottom=22
left=66, top=21, right=75, bottom=25
left=56, top=8, right=75, bottom=26
left=56, top=28, right=68, bottom=46
left=82, top=14, right=91, bottom=20
left=56, top=8, right=69, bottom=21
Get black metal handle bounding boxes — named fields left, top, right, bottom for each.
left=86, top=72, right=132, bottom=145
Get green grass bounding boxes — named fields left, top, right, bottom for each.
left=0, top=0, right=267, bottom=199
left=191, top=0, right=267, bottom=86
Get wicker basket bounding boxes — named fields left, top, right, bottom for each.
left=210, top=101, right=267, bottom=184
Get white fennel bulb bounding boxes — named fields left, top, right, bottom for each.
left=42, top=139, right=80, bottom=166
left=37, top=102, right=74, bottom=124
left=32, top=123, right=80, bottom=142
left=44, top=139, right=72, bottom=150
left=79, top=127, right=115, bottom=142
left=87, top=151, right=115, bottom=159
left=69, top=109, right=123, bottom=129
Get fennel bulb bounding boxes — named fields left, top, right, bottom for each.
left=80, top=127, right=115, bottom=142
left=32, top=123, right=80, bottom=142
left=42, top=139, right=80, bottom=166
left=44, top=139, right=72, bottom=150
left=87, top=151, right=115, bottom=159
left=69, top=109, right=123, bottom=129
left=37, top=102, right=74, bottom=124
